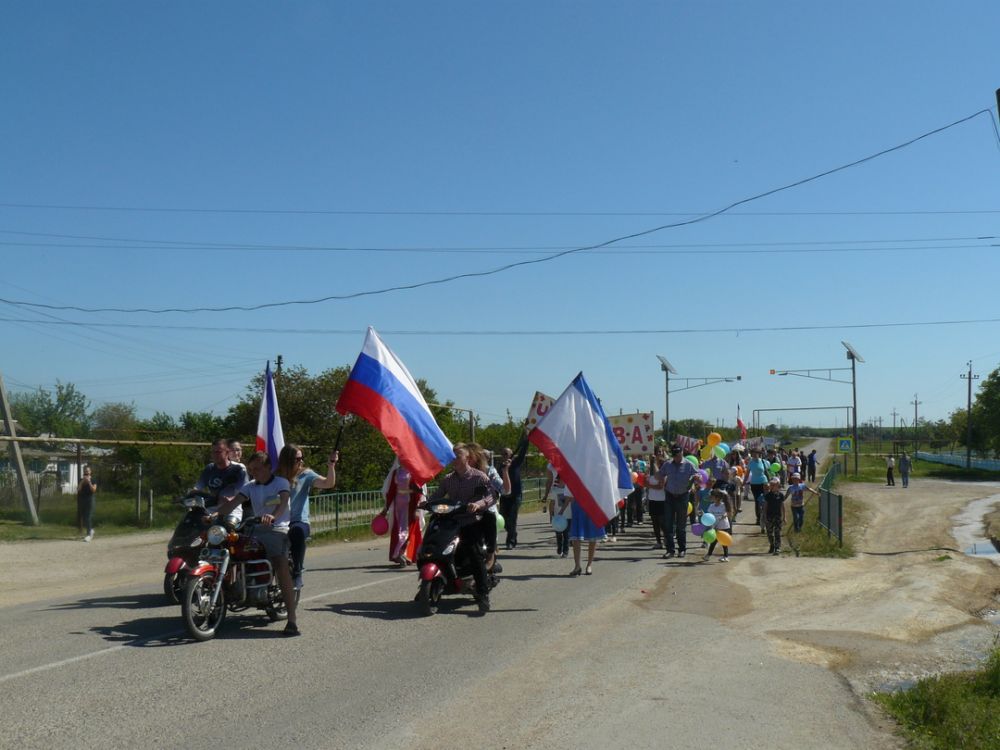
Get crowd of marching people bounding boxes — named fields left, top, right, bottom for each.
left=537, top=438, right=821, bottom=570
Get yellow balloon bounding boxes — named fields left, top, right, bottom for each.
left=707, top=432, right=722, bottom=447
left=687, top=502, right=693, bottom=515
left=715, top=530, right=733, bottom=546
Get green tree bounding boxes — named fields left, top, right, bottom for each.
left=90, top=402, right=138, bottom=439
left=10, top=381, right=89, bottom=436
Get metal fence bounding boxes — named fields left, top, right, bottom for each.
left=916, top=451, right=1000, bottom=472
left=817, top=459, right=843, bottom=545
left=309, top=476, right=549, bottom=534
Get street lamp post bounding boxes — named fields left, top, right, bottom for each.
left=770, top=341, right=863, bottom=475
left=655, top=355, right=740, bottom=445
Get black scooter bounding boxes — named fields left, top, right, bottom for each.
left=414, top=496, right=501, bottom=616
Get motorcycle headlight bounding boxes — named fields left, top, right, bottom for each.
left=442, top=539, right=458, bottom=555
left=207, top=525, right=228, bottom=545
left=433, top=504, right=453, bottom=514
left=189, top=535, right=204, bottom=548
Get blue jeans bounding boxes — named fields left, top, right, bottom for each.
left=791, top=505, right=805, bottom=532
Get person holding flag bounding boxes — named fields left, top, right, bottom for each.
left=528, top=372, right=633, bottom=575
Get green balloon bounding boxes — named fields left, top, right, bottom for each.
left=702, top=528, right=717, bottom=544
left=771, top=462, right=782, bottom=473
left=685, top=455, right=699, bottom=468
left=495, top=512, right=505, bottom=531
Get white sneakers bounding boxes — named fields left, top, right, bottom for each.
left=83, top=532, right=93, bottom=542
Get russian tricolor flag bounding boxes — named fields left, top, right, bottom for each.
left=529, top=373, right=633, bottom=527
left=255, top=361, right=285, bottom=470
left=336, top=327, right=455, bottom=485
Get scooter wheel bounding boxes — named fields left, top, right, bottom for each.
left=416, top=579, right=439, bottom=616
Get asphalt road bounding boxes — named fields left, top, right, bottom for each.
left=1, top=439, right=894, bottom=749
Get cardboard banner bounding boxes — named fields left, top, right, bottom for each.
left=525, top=391, right=556, bottom=430
left=608, top=412, right=656, bottom=456
left=673, top=434, right=701, bottom=454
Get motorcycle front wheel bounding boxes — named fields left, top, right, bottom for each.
left=181, top=574, right=226, bottom=641
left=163, top=572, right=184, bottom=604
left=416, top=578, right=443, bottom=616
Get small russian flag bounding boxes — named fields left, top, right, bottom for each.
left=255, top=361, right=285, bottom=470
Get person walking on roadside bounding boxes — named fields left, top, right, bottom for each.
left=899, top=452, right=912, bottom=488
left=784, top=473, right=818, bottom=532
left=747, top=448, right=770, bottom=528
left=886, top=454, right=896, bottom=486
left=499, top=434, right=529, bottom=549
left=645, top=450, right=667, bottom=549
left=763, top=477, right=786, bottom=554
left=702, top=488, right=733, bottom=562
left=77, top=466, right=98, bottom=542
left=378, top=457, right=426, bottom=567
left=807, top=449, right=818, bottom=482
left=543, top=463, right=570, bottom=558
left=657, top=445, right=697, bottom=559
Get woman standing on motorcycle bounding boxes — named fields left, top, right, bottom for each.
left=277, top=444, right=338, bottom=590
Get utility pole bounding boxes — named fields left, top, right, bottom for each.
left=890, top=407, right=898, bottom=444
left=911, top=394, right=921, bottom=452
left=961, top=361, right=979, bottom=469
left=0, top=373, right=39, bottom=524
left=275, top=355, right=283, bottom=376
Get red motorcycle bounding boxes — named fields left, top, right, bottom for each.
left=163, top=490, right=214, bottom=604
left=180, top=517, right=295, bottom=641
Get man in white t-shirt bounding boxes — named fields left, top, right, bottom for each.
left=214, top=450, right=298, bottom=636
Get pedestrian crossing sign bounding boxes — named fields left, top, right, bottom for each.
left=837, top=437, right=853, bottom=453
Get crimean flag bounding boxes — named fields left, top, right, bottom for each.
left=255, top=361, right=285, bottom=470
left=529, top=372, right=633, bottom=527
left=336, top=327, right=455, bottom=485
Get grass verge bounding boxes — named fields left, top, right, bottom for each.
left=872, top=646, right=1000, bottom=749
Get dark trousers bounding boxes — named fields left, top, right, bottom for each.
left=647, top=501, right=665, bottom=544
left=751, top=484, right=766, bottom=523
left=886, top=467, right=895, bottom=486
left=499, top=495, right=521, bottom=547
left=289, top=522, right=310, bottom=575
left=555, top=528, right=570, bottom=555
left=766, top=517, right=783, bottom=550
left=807, top=465, right=816, bottom=482
left=77, top=495, right=95, bottom=534
left=664, top=492, right=689, bottom=553
left=459, top=523, right=489, bottom=598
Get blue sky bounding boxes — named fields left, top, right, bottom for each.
left=2, top=2, right=999, bottom=433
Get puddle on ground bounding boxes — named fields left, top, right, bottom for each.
left=951, top=489, right=1000, bottom=567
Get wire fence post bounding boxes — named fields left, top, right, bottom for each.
left=148, top=489, right=153, bottom=527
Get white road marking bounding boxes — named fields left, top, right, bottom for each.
left=0, top=573, right=411, bottom=684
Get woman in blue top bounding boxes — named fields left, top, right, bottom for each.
left=277, top=444, right=338, bottom=590
left=747, top=448, right=770, bottom=529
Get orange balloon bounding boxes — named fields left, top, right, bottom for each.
left=715, top=530, right=733, bottom=546
left=707, top=432, right=722, bottom=447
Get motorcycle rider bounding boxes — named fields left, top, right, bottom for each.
left=212, top=450, right=299, bottom=636
left=194, top=438, right=248, bottom=526
left=426, top=443, right=496, bottom=613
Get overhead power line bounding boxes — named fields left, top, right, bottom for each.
left=1, top=108, right=995, bottom=315
left=3, top=314, right=1000, bottom=335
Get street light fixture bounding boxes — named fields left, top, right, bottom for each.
left=656, top=355, right=741, bottom=445
left=769, top=342, right=863, bottom=475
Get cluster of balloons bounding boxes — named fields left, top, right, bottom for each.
left=690, top=511, right=733, bottom=547
left=630, top=471, right=648, bottom=487
left=699, top=432, right=732, bottom=462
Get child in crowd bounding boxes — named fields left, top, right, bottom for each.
left=763, top=477, right=786, bottom=554
left=696, top=481, right=713, bottom=547
left=784, top=473, right=819, bottom=532
left=543, top=463, right=571, bottom=558
left=703, top=488, right=733, bottom=562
